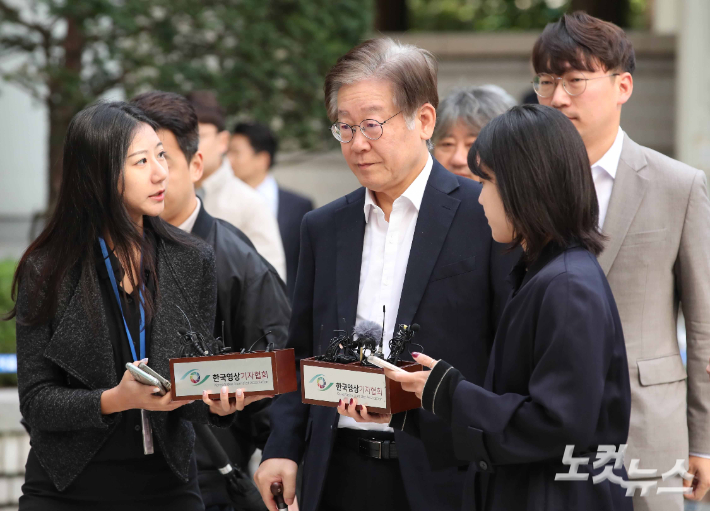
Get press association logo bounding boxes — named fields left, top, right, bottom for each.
left=309, top=373, right=333, bottom=391
left=181, top=368, right=211, bottom=386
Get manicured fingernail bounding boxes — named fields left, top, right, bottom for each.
left=349, top=398, right=353, bottom=405
left=412, top=352, right=420, bottom=358
left=236, top=389, right=243, bottom=397
left=153, top=388, right=160, bottom=393
left=222, top=386, right=228, bottom=393
left=203, top=390, right=208, bottom=397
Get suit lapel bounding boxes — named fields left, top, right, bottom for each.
left=335, top=189, right=366, bottom=331
left=44, top=267, right=117, bottom=390
left=597, top=135, right=649, bottom=275
left=396, top=162, right=460, bottom=326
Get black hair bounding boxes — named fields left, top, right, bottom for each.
left=8, top=101, right=187, bottom=325
left=131, top=91, right=199, bottom=163
left=533, top=11, right=636, bottom=76
left=468, top=104, right=605, bottom=261
left=232, top=121, right=278, bottom=168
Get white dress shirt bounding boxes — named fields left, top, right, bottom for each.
left=256, top=174, right=280, bottom=218
left=200, top=159, right=287, bottom=280
left=339, top=154, right=434, bottom=431
left=178, top=197, right=202, bottom=233
left=592, top=127, right=624, bottom=230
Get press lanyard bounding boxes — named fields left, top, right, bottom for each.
left=99, top=237, right=154, bottom=455
left=98, top=237, right=145, bottom=361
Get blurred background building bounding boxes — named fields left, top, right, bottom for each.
left=1, top=0, right=708, bottom=508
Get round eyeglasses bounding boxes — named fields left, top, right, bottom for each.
left=330, top=111, right=402, bottom=143
left=532, top=72, right=620, bottom=98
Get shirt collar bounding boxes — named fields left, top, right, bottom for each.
left=178, top=197, right=202, bottom=233
left=363, top=153, right=433, bottom=222
left=591, top=126, right=625, bottom=180
left=256, top=174, right=280, bottom=217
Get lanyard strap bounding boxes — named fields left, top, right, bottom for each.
left=98, top=237, right=145, bottom=361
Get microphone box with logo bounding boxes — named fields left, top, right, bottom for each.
left=300, top=358, right=422, bottom=414
left=169, top=349, right=297, bottom=401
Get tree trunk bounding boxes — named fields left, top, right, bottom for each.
left=569, top=0, right=631, bottom=27
left=374, top=0, right=408, bottom=31
left=47, top=16, right=83, bottom=212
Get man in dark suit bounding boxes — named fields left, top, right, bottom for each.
left=253, top=37, right=513, bottom=511
left=131, top=91, right=291, bottom=511
left=228, top=121, right=314, bottom=300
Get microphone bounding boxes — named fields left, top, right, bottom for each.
left=178, top=327, right=187, bottom=335
left=353, top=320, right=382, bottom=343
left=411, top=324, right=420, bottom=333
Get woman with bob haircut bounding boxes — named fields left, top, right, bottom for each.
left=7, top=101, right=261, bottom=510
left=380, top=104, right=632, bottom=510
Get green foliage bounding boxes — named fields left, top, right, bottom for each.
left=0, top=0, right=373, bottom=155
left=0, top=260, right=17, bottom=387
left=408, top=0, right=570, bottom=31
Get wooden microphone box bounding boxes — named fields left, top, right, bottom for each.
left=169, top=349, right=297, bottom=401
left=300, top=357, right=422, bottom=414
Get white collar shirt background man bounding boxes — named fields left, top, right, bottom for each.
left=186, top=91, right=287, bottom=281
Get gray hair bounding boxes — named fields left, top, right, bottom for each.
left=324, top=37, right=439, bottom=131
left=432, top=85, right=517, bottom=145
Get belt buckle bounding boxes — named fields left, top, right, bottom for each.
left=358, top=438, right=383, bottom=459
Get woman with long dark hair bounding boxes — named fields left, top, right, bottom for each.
left=8, top=101, right=254, bottom=510
left=342, top=104, right=632, bottom=510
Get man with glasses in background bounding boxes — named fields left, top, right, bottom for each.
left=254, top=37, right=513, bottom=511
left=532, top=12, right=710, bottom=511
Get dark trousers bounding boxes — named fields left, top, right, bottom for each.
left=319, top=429, right=411, bottom=511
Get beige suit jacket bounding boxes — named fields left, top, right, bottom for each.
left=600, top=134, right=710, bottom=474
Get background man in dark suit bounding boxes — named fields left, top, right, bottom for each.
left=228, top=121, right=314, bottom=300
left=253, top=37, right=513, bottom=511
left=131, top=91, right=291, bottom=511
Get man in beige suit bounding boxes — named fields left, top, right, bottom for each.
left=532, top=12, right=710, bottom=511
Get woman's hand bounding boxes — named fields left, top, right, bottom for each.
left=336, top=397, right=391, bottom=424
left=201, top=386, right=269, bottom=416
left=384, top=352, right=438, bottom=400
left=101, top=359, right=191, bottom=414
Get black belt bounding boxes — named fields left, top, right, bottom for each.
left=336, top=429, right=399, bottom=460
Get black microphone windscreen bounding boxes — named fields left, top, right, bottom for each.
left=354, top=320, right=382, bottom=341
left=178, top=327, right=187, bottom=335
left=411, top=324, right=420, bottom=332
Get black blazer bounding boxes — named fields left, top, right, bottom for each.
left=15, top=225, right=232, bottom=491
left=416, top=244, right=632, bottom=511
left=277, top=187, right=313, bottom=300
left=262, top=160, right=514, bottom=511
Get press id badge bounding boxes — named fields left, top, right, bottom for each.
left=141, top=409, right=154, bottom=455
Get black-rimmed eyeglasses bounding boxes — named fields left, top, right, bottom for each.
left=330, top=111, right=402, bottom=143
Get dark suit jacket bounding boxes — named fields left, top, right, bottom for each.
left=15, top=224, right=233, bottom=492
left=441, top=244, right=631, bottom=510
left=277, top=187, right=313, bottom=300
left=262, top=160, right=514, bottom=511
left=190, top=206, right=291, bottom=506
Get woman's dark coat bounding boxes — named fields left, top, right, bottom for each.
left=15, top=226, right=232, bottom=491
left=396, top=245, right=632, bottom=510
